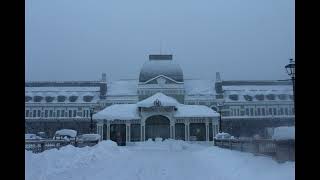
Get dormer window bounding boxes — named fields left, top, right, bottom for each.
left=25, top=96, right=32, bottom=102
left=278, top=94, right=287, bottom=100
left=266, top=94, right=275, bottom=100
left=57, top=95, right=66, bottom=102
left=69, top=96, right=78, bottom=102
left=83, top=95, right=94, bottom=102
left=229, top=94, right=238, bottom=101
left=34, top=96, right=43, bottom=102
left=45, top=96, right=55, bottom=102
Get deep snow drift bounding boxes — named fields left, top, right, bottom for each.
left=25, top=140, right=294, bottom=180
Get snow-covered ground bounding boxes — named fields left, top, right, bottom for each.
left=25, top=139, right=294, bottom=180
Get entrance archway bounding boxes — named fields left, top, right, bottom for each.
left=145, top=115, right=170, bottom=140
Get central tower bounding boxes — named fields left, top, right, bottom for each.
left=137, top=54, right=185, bottom=103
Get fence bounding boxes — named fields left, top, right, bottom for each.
left=25, top=139, right=99, bottom=153
left=214, top=138, right=295, bottom=163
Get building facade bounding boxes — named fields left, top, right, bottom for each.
left=25, top=54, right=294, bottom=142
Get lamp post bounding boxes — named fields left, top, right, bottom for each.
left=217, top=102, right=224, bottom=133
left=285, top=59, right=295, bottom=114
left=90, top=106, right=95, bottom=134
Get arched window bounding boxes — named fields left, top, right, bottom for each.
left=57, top=96, right=66, bottom=102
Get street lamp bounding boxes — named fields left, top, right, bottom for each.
left=89, top=106, right=95, bottom=134
left=285, top=58, right=295, bottom=114
left=217, top=102, right=224, bottom=133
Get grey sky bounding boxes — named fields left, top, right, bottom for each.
left=25, top=0, right=294, bottom=82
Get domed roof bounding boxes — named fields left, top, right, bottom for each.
left=139, top=55, right=184, bottom=83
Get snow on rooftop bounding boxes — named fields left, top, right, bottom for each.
left=137, top=93, right=179, bottom=107
left=54, top=129, right=77, bottom=138
left=174, top=104, right=219, bottom=118
left=107, top=80, right=138, bottom=95
left=223, top=85, right=292, bottom=94
left=184, top=79, right=215, bottom=95
left=272, top=126, right=295, bottom=140
left=26, top=86, right=100, bottom=92
left=93, top=104, right=139, bottom=120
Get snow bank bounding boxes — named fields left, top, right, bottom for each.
left=272, top=126, right=295, bottom=140
left=195, top=146, right=294, bottom=180
left=26, top=140, right=294, bottom=180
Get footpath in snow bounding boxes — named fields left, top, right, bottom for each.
left=25, top=139, right=295, bottom=180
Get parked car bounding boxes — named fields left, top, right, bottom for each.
left=53, top=129, right=77, bottom=141
left=77, top=134, right=101, bottom=143
left=214, top=132, right=232, bottom=140
left=25, top=133, right=42, bottom=140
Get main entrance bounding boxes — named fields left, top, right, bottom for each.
left=145, top=115, right=170, bottom=140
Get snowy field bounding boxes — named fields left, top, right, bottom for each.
left=25, top=139, right=294, bottom=180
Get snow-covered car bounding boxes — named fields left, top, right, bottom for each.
left=53, top=129, right=77, bottom=141
left=77, top=134, right=101, bottom=143
left=214, top=132, right=232, bottom=140
left=25, top=133, right=42, bottom=140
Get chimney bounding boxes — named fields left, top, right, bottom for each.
left=216, top=72, right=221, bottom=82
left=101, top=73, right=106, bottom=82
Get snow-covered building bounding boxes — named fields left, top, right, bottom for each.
left=25, top=54, right=294, bottom=142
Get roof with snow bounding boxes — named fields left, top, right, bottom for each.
left=139, top=55, right=183, bottom=82
left=94, top=93, right=219, bottom=120
left=93, top=104, right=140, bottom=120
left=174, top=104, right=219, bottom=117
left=137, top=93, right=180, bottom=108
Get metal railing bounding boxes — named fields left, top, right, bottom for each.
left=214, top=138, right=294, bottom=162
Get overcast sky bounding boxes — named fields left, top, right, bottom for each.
left=25, top=0, right=294, bottom=82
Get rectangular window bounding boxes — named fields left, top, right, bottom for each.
left=269, top=108, right=272, bottom=115
left=69, top=110, right=72, bottom=117
left=45, top=110, right=48, bottom=117
left=285, top=108, right=288, bottom=115
left=262, top=108, right=265, bottom=116
left=26, top=110, right=29, bottom=117
left=61, top=110, right=65, bottom=117
left=257, top=108, right=261, bottom=116
left=57, top=110, right=60, bottom=117
left=49, top=110, right=53, bottom=117
left=280, top=108, right=284, bottom=115
left=250, top=108, right=254, bottom=116
left=273, top=108, right=277, bottom=115
left=246, top=108, right=249, bottom=116
left=33, top=110, right=36, bottom=117
left=73, top=110, right=77, bottom=117
left=37, top=110, right=41, bottom=117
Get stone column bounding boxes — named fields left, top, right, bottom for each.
left=170, top=121, right=175, bottom=139
left=205, top=121, right=209, bottom=142
left=126, top=123, right=131, bottom=143
left=140, top=122, right=145, bottom=141
left=185, top=121, right=190, bottom=141
left=106, top=122, right=110, bottom=140
left=96, top=122, right=103, bottom=141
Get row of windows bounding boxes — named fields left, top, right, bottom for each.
left=138, top=90, right=184, bottom=95
left=229, top=106, right=294, bottom=116
left=228, top=94, right=293, bottom=101
left=25, top=109, right=91, bottom=118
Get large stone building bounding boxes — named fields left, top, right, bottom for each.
left=25, top=54, right=294, bottom=143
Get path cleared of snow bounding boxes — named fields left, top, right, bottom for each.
left=25, top=139, right=294, bottom=180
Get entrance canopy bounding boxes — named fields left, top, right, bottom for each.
left=94, top=93, right=219, bottom=121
